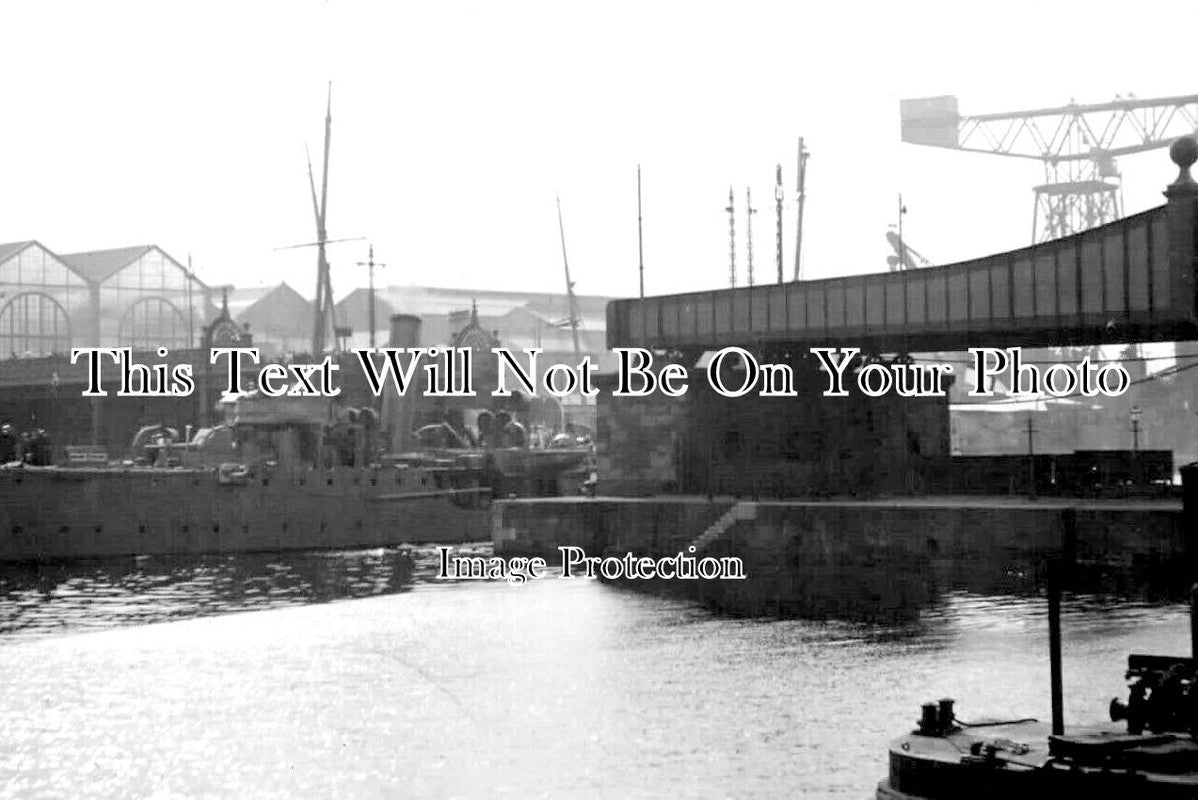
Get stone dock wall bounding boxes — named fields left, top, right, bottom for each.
left=493, top=496, right=1185, bottom=617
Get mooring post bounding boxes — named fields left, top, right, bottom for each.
left=1048, top=558, right=1064, bottom=736
left=1183, top=463, right=1198, bottom=661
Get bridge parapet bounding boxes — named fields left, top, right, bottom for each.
left=609, top=137, right=1198, bottom=354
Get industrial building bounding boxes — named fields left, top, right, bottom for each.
left=335, top=285, right=611, bottom=360
left=0, top=241, right=214, bottom=357
left=226, top=282, right=314, bottom=357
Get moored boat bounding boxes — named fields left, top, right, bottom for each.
left=878, top=560, right=1198, bottom=799
left=0, top=389, right=490, bottom=562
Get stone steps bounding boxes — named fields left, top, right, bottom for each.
left=685, top=501, right=757, bottom=553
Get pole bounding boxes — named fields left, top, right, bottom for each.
left=186, top=254, right=195, bottom=349
left=726, top=187, right=736, bottom=288
left=637, top=165, right=645, bottom=299
left=357, top=246, right=386, bottom=349
left=793, top=137, right=808, bottom=281
left=1130, top=404, right=1142, bottom=486
left=775, top=164, right=784, bottom=284
left=1027, top=412, right=1037, bottom=498
left=745, top=187, right=756, bottom=287
left=897, top=194, right=906, bottom=271
left=1048, top=559, right=1065, bottom=736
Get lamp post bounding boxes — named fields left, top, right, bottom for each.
left=1130, top=404, right=1142, bottom=453
left=1026, top=410, right=1037, bottom=498
left=1130, top=404, right=1142, bottom=487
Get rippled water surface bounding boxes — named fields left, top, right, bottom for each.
left=0, top=548, right=1189, bottom=798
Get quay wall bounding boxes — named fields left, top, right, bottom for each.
left=493, top=496, right=1185, bottom=617
left=494, top=497, right=1183, bottom=561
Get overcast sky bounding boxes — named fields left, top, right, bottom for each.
left=2, top=1, right=1195, bottom=301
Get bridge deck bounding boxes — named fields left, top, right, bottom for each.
left=608, top=201, right=1198, bottom=353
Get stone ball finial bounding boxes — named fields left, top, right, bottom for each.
left=1170, top=135, right=1197, bottom=186
left=1172, top=135, right=1198, bottom=169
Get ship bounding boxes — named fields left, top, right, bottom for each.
left=0, top=85, right=591, bottom=563
left=0, top=298, right=600, bottom=562
left=390, top=303, right=594, bottom=498
left=0, top=375, right=491, bottom=562
left=877, top=558, right=1198, bottom=799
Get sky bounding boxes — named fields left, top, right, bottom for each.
left=2, top=1, right=1196, bottom=302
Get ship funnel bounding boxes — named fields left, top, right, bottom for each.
left=384, top=314, right=422, bottom=453
left=389, top=314, right=421, bottom=349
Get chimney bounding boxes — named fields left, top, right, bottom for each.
left=389, top=314, right=422, bottom=349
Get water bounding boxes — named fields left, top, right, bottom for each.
left=0, top=549, right=1189, bottom=798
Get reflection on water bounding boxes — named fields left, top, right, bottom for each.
left=1, top=545, right=1188, bottom=638
left=0, top=548, right=1189, bottom=797
left=627, top=549, right=1190, bottom=625
left=0, top=546, right=495, bottom=639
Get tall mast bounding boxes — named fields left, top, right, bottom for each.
left=745, top=187, right=757, bottom=287
left=556, top=195, right=582, bottom=362
left=726, top=187, right=736, bottom=288
left=774, top=164, right=784, bottom=284
left=637, top=164, right=645, bottom=298
left=793, top=136, right=809, bottom=280
left=310, top=82, right=335, bottom=354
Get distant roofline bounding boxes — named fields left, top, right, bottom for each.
left=0, top=240, right=38, bottom=265
left=57, top=244, right=210, bottom=289
left=369, top=284, right=616, bottom=299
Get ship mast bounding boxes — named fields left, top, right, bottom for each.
left=555, top=195, right=583, bottom=364
left=310, top=83, right=336, bottom=354
left=793, top=137, right=809, bottom=280
left=774, top=164, right=784, bottom=284
left=745, top=187, right=757, bottom=287
left=726, top=187, right=736, bottom=287
left=274, top=83, right=362, bottom=351
left=637, top=164, right=645, bottom=298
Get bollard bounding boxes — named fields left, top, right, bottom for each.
left=920, top=702, right=938, bottom=735
left=938, top=698, right=956, bottom=730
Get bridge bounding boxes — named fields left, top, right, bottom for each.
left=608, top=139, right=1198, bottom=355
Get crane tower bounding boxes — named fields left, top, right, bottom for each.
left=901, top=93, right=1198, bottom=242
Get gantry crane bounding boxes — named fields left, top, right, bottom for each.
left=901, top=93, right=1198, bottom=243
left=885, top=230, right=934, bottom=271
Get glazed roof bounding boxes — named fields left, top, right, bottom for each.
left=0, top=241, right=36, bottom=265
left=59, top=245, right=157, bottom=283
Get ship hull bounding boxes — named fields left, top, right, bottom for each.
left=0, top=466, right=489, bottom=561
